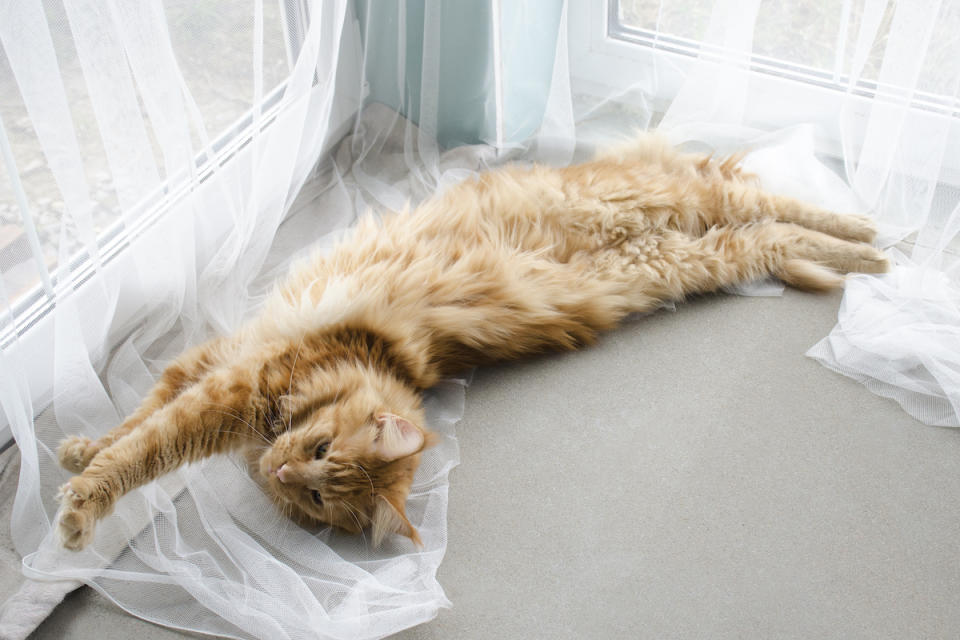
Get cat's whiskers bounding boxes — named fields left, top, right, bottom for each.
left=201, top=407, right=273, bottom=447
left=214, top=428, right=271, bottom=447
left=344, top=462, right=375, bottom=496
left=284, top=333, right=308, bottom=433
left=227, top=404, right=275, bottom=446
left=341, top=501, right=368, bottom=544
left=262, top=391, right=283, bottom=437
left=200, top=407, right=256, bottom=432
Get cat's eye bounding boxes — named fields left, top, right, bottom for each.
left=314, top=442, right=329, bottom=459
left=311, top=490, right=323, bottom=505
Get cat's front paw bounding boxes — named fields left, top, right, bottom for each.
left=57, top=436, right=101, bottom=473
left=57, top=477, right=101, bottom=551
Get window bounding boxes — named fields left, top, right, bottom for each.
left=0, top=1, right=295, bottom=312
left=0, top=1, right=364, bottom=445
left=568, top=0, right=960, bottom=184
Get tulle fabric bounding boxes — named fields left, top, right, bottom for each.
left=1, top=2, right=484, bottom=638
left=808, top=258, right=960, bottom=428
left=2, top=1, right=959, bottom=638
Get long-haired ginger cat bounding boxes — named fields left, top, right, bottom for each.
left=56, top=136, right=888, bottom=550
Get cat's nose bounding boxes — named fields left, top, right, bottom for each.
left=276, top=464, right=291, bottom=484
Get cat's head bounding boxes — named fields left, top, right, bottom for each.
left=256, top=379, right=432, bottom=547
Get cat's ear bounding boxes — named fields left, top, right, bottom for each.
left=371, top=413, right=424, bottom=461
left=372, top=494, right=422, bottom=547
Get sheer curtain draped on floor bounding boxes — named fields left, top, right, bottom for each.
left=0, top=0, right=958, bottom=638
left=0, top=2, right=467, bottom=638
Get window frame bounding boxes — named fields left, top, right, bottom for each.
left=0, top=3, right=365, bottom=447
left=568, top=0, right=960, bottom=185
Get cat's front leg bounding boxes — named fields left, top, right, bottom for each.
left=57, top=336, right=231, bottom=474
left=57, top=369, right=261, bottom=550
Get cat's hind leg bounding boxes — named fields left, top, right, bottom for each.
left=58, top=336, right=230, bottom=473
left=701, top=221, right=888, bottom=291
left=594, top=137, right=874, bottom=243
left=709, top=182, right=877, bottom=244
left=623, top=222, right=888, bottom=302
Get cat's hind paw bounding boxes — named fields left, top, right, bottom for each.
left=56, top=478, right=100, bottom=551
left=837, top=214, right=878, bottom=244
left=852, top=244, right=890, bottom=274
left=57, top=436, right=101, bottom=473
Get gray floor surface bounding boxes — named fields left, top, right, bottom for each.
left=22, top=289, right=960, bottom=639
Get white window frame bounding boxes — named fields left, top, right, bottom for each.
left=0, top=3, right=365, bottom=448
left=568, top=0, right=960, bottom=185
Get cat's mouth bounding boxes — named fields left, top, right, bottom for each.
left=259, top=454, right=300, bottom=492
left=258, top=454, right=324, bottom=504
left=263, top=461, right=306, bottom=490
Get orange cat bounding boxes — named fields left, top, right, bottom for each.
left=56, top=136, right=888, bottom=550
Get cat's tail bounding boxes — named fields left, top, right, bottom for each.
left=776, top=259, right=845, bottom=292
left=596, top=131, right=755, bottom=184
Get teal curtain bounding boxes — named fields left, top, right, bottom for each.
left=354, top=0, right=564, bottom=148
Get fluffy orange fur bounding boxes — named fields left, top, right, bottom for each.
left=56, top=136, right=888, bottom=550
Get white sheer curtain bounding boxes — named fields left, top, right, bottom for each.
left=1, top=1, right=471, bottom=639
left=801, top=1, right=960, bottom=426
left=1, top=0, right=959, bottom=638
